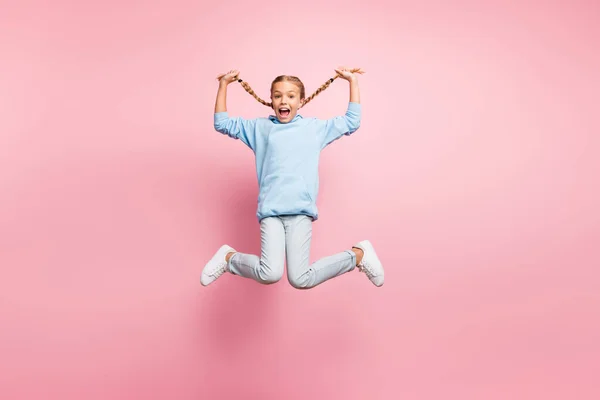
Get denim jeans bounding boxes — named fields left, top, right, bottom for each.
left=228, top=215, right=356, bottom=289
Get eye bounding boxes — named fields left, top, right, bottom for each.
left=289, top=95, right=295, bottom=99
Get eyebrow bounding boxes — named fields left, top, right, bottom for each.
left=273, top=90, right=297, bottom=94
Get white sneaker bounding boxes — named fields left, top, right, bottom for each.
left=353, top=240, right=384, bottom=287
left=201, top=244, right=236, bottom=286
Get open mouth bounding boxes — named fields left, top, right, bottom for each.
left=278, top=107, right=290, bottom=118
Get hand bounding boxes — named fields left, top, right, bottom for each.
left=216, top=69, right=240, bottom=85
left=334, top=66, right=365, bottom=81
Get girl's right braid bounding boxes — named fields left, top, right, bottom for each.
left=237, top=78, right=273, bottom=108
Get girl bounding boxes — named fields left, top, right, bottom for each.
left=201, top=67, right=384, bottom=289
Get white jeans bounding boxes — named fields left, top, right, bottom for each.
left=228, top=215, right=357, bottom=289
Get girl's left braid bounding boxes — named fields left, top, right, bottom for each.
left=302, top=68, right=364, bottom=107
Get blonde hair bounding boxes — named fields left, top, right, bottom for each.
left=236, top=68, right=363, bottom=109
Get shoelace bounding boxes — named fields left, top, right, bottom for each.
left=358, top=262, right=375, bottom=278
left=211, top=262, right=227, bottom=277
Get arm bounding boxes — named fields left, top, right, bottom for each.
left=337, top=66, right=362, bottom=104
left=348, top=75, right=360, bottom=104
left=320, top=68, right=363, bottom=148
left=214, top=69, right=239, bottom=113
left=214, top=81, right=229, bottom=113
left=213, top=69, right=257, bottom=150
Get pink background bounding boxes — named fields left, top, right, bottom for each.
left=1, top=1, right=599, bottom=399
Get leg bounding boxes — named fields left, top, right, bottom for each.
left=351, top=247, right=364, bottom=265
left=284, top=215, right=357, bottom=289
left=227, top=217, right=285, bottom=284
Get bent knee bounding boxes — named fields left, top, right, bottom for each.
left=257, top=261, right=284, bottom=284
left=260, top=273, right=283, bottom=285
left=288, top=272, right=314, bottom=290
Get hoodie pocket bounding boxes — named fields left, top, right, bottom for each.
left=258, top=174, right=313, bottom=210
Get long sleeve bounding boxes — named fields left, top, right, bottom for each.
left=319, top=102, right=362, bottom=148
left=214, top=112, right=257, bottom=151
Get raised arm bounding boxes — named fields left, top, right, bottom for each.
left=334, top=66, right=362, bottom=104
left=214, top=69, right=240, bottom=113
left=213, top=69, right=257, bottom=150
left=319, top=67, right=364, bottom=148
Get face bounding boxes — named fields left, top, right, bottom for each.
left=271, top=81, right=304, bottom=123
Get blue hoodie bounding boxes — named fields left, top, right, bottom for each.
left=214, top=102, right=361, bottom=221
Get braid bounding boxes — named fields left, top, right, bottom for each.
left=302, top=68, right=364, bottom=107
left=302, top=77, right=337, bottom=107
left=237, top=79, right=273, bottom=108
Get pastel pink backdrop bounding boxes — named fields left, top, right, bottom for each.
left=1, top=1, right=598, bottom=399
